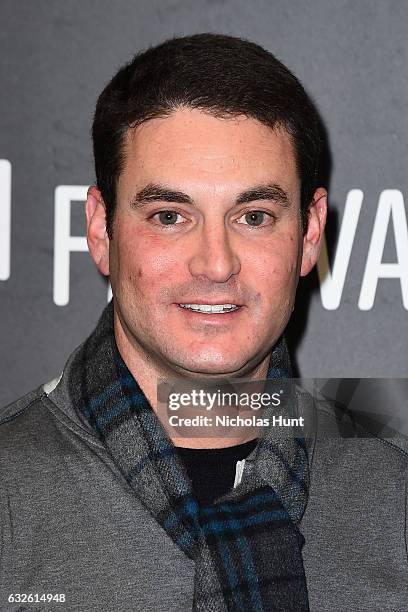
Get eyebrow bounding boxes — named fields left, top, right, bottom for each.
left=130, top=182, right=290, bottom=209
left=236, top=184, right=289, bottom=207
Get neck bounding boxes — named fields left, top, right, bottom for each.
left=114, top=309, right=271, bottom=449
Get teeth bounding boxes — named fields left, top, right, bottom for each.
left=179, top=303, right=239, bottom=313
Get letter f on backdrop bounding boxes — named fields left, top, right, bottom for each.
left=0, top=160, right=11, bottom=281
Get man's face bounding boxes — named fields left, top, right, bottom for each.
left=88, top=108, right=326, bottom=377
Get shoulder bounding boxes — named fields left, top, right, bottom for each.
left=302, top=400, right=408, bottom=608
left=310, top=398, right=408, bottom=478
left=0, top=374, right=102, bottom=487
left=305, top=399, right=408, bottom=544
left=0, top=386, right=47, bottom=434
left=0, top=373, right=81, bottom=464
left=0, top=387, right=56, bottom=463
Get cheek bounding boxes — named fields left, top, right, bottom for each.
left=117, top=233, right=181, bottom=294
left=242, top=237, right=300, bottom=323
left=248, top=248, right=298, bottom=289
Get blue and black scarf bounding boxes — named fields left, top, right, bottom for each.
left=69, top=302, right=310, bottom=611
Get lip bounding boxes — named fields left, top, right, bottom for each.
left=177, top=300, right=243, bottom=306
left=175, top=303, right=244, bottom=323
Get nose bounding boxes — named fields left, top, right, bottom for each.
left=188, top=223, right=241, bottom=282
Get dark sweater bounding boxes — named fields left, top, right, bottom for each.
left=175, top=438, right=258, bottom=505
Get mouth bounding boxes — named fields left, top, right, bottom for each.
left=178, top=303, right=241, bottom=314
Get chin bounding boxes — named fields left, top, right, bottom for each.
left=169, top=352, right=253, bottom=377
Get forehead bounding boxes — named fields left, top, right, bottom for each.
left=119, top=108, right=299, bottom=197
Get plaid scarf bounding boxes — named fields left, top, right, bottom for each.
left=69, top=302, right=310, bottom=611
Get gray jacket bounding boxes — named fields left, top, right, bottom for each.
left=1, top=350, right=408, bottom=611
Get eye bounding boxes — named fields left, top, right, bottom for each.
left=153, top=210, right=184, bottom=225
left=237, top=211, right=274, bottom=226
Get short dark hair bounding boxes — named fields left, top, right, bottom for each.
left=92, top=33, right=323, bottom=238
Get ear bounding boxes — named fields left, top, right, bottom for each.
left=300, top=187, right=328, bottom=277
left=86, top=185, right=110, bottom=276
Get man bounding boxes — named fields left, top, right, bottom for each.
left=0, top=34, right=407, bottom=612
